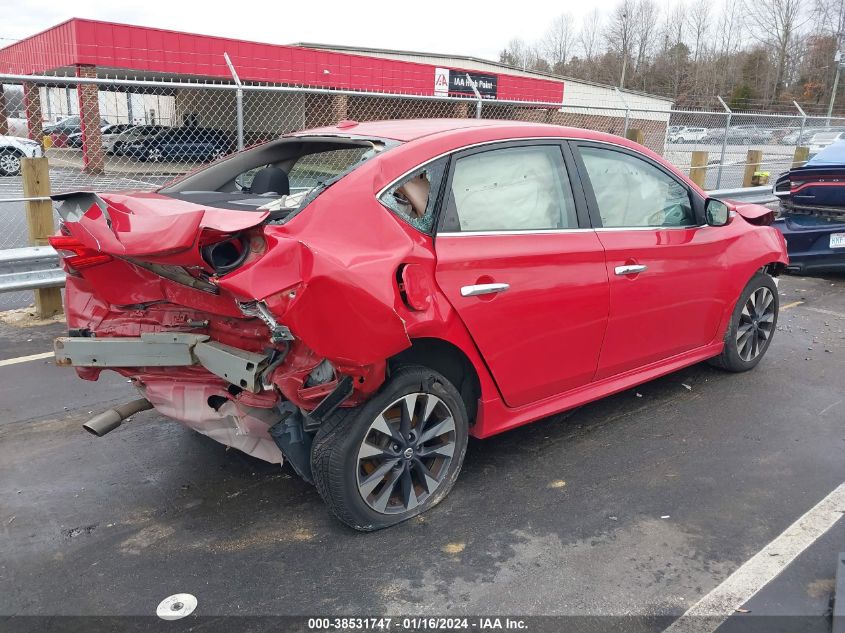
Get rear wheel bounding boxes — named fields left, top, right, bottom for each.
left=0, top=150, right=22, bottom=176
left=709, top=272, right=779, bottom=372
left=311, top=365, right=468, bottom=531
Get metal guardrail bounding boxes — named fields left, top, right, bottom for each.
left=708, top=186, right=777, bottom=205
left=0, top=246, right=65, bottom=293
left=0, top=185, right=777, bottom=295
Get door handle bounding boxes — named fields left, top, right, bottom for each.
left=460, top=283, right=510, bottom=297
left=614, top=264, right=648, bottom=276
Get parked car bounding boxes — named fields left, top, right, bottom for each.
left=0, top=134, right=43, bottom=176
left=704, top=125, right=772, bottom=144
left=669, top=126, right=708, bottom=143
left=46, top=116, right=113, bottom=147
left=43, top=115, right=111, bottom=137
left=780, top=126, right=845, bottom=146
left=807, top=131, right=845, bottom=156
left=774, top=140, right=845, bottom=272
left=64, top=123, right=138, bottom=149
left=51, top=119, right=788, bottom=530
left=770, top=127, right=799, bottom=144
left=103, top=125, right=164, bottom=155
left=122, top=126, right=232, bottom=162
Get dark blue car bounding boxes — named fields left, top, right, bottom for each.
left=774, top=141, right=845, bottom=273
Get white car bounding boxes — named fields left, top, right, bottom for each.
left=808, top=131, right=845, bottom=156
left=0, top=135, right=43, bottom=176
left=670, top=127, right=708, bottom=143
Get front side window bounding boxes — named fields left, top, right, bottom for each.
left=379, top=159, right=447, bottom=234
left=580, top=147, right=695, bottom=228
left=443, top=145, right=576, bottom=232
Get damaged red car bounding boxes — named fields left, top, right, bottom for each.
left=52, top=119, right=788, bottom=530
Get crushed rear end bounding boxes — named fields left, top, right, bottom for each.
left=50, top=143, right=416, bottom=477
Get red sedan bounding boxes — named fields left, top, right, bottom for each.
left=51, top=119, right=788, bottom=530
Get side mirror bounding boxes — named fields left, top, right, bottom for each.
left=705, top=198, right=730, bottom=226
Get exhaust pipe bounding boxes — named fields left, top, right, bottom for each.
left=82, top=398, right=153, bottom=437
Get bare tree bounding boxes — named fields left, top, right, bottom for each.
left=813, top=0, right=845, bottom=37
left=744, top=0, right=809, bottom=97
left=686, top=0, right=712, bottom=92
left=499, top=37, right=531, bottom=69
left=687, top=0, right=712, bottom=63
left=606, top=0, right=639, bottom=87
left=494, top=0, right=838, bottom=111
left=543, top=13, right=575, bottom=72
left=659, top=1, right=688, bottom=97
left=634, top=0, right=659, bottom=75
left=579, top=9, right=602, bottom=62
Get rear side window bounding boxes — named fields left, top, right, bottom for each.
left=579, top=147, right=695, bottom=228
left=379, top=158, right=447, bottom=234
left=442, top=145, right=577, bottom=232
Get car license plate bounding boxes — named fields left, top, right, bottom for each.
left=831, top=233, right=845, bottom=249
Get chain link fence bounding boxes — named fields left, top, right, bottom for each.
left=2, top=72, right=845, bottom=310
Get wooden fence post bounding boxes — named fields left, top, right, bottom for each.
left=625, top=128, right=644, bottom=145
left=742, top=150, right=763, bottom=188
left=792, top=146, right=809, bottom=168
left=22, top=157, right=63, bottom=318
left=689, top=151, right=709, bottom=188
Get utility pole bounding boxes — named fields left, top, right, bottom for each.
left=828, top=50, right=843, bottom=125
left=620, top=55, right=627, bottom=88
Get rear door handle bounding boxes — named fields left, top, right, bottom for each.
left=614, top=264, right=648, bottom=276
left=460, top=283, right=510, bottom=297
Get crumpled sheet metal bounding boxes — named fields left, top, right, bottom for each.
left=142, top=380, right=283, bottom=463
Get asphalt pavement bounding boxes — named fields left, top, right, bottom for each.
left=0, top=272, right=843, bottom=633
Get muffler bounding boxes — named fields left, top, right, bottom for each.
left=82, top=398, right=153, bottom=437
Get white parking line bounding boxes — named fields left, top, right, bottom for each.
left=663, top=482, right=845, bottom=633
left=0, top=351, right=55, bottom=367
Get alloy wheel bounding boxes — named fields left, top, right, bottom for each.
left=356, top=392, right=456, bottom=515
left=0, top=153, right=21, bottom=175
left=736, top=286, right=775, bottom=362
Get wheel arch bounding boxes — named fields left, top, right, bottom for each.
left=388, top=337, right=481, bottom=425
left=713, top=261, right=784, bottom=347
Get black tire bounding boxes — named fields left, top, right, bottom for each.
left=311, top=365, right=469, bottom=531
left=0, top=150, right=23, bottom=176
left=709, top=272, right=779, bottom=372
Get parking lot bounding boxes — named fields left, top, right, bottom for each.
left=1, top=271, right=842, bottom=631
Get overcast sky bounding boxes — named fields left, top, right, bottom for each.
left=2, top=0, right=623, bottom=62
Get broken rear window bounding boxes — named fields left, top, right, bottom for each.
left=159, top=136, right=397, bottom=220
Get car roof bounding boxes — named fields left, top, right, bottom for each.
left=296, top=118, right=588, bottom=143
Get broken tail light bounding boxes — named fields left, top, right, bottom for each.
left=48, top=235, right=113, bottom=271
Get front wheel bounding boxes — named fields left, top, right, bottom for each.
left=311, top=365, right=469, bottom=531
left=709, top=272, right=779, bottom=372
